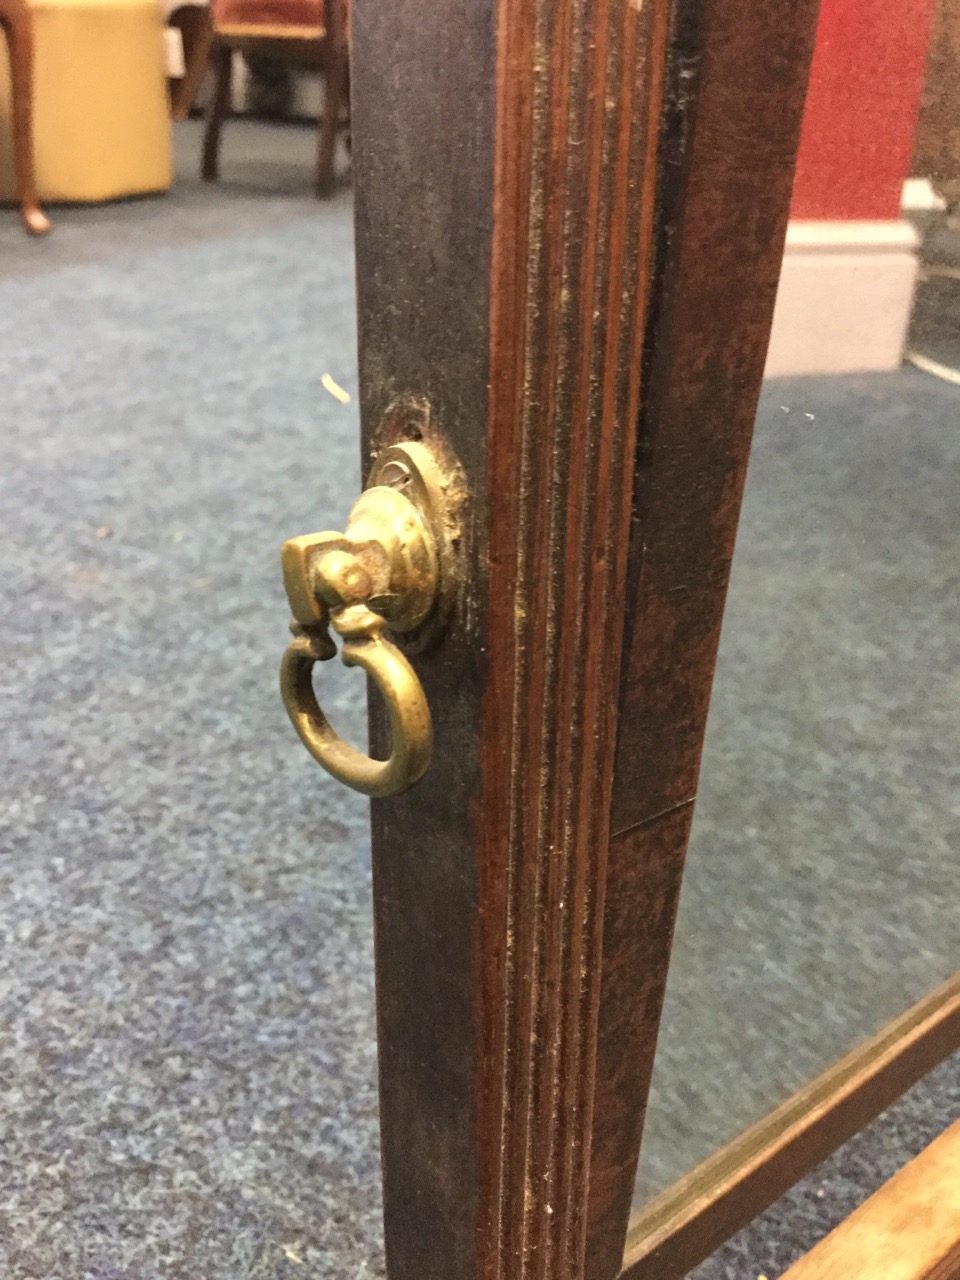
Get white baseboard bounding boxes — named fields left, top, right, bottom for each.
left=902, top=177, right=946, bottom=212
left=292, top=74, right=323, bottom=119
left=764, top=220, right=920, bottom=378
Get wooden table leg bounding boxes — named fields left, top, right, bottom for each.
left=0, top=0, right=50, bottom=235
left=170, top=5, right=215, bottom=122
left=201, top=41, right=232, bottom=182
left=315, top=44, right=346, bottom=195
left=315, top=0, right=347, bottom=195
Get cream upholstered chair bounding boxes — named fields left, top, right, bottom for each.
left=0, top=0, right=172, bottom=215
left=200, top=0, right=348, bottom=195
left=167, top=0, right=216, bottom=122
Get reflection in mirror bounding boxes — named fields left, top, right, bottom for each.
left=634, top=295, right=960, bottom=1207
left=633, top=0, right=960, bottom=1210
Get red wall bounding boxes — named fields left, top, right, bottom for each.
left=791, top=0, right=937, bottom=220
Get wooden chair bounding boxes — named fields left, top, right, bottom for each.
left=168, top=2, right=218, bottom=122
left=200, top=0, right=349, bottom=196
left=0, top=0, right=49, bottom=234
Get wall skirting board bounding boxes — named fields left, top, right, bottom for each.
left=765, top=219, right=920, bottom=377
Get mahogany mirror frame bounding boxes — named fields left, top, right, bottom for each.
left=346, top=1, right=960, bottom=1278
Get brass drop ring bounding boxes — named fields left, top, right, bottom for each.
left=280, top=605, right=432, bottom=798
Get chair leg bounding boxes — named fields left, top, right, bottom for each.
left=171, top=6, right=215, bottom=122
left=202, top=43, right=232, bottom=182
left=316, top=45, right=347, bottom=197
left=1, top=7, right=50, bottom=235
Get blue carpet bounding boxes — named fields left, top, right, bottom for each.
left=1, top=126, right=383, bottom=1279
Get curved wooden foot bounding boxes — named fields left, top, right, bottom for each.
left=21, top=203, right=51, bottom=235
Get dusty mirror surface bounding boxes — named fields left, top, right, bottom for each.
left=634, top=250, right=960, bottom=1206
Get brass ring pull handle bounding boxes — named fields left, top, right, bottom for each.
left=279, top=441, right=457, bottom=797
left=280, top=603, right=432, bottom=798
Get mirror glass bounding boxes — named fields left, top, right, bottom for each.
left=634, top=252, right=960, bottom=1204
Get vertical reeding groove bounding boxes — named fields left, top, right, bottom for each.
left=487, top=1, right=658, bottom=1275
left=561, top=7, right=635, bottom=1273
left=520, top=0, right=574, bottom=1267
left=499, top=0, right=560, bottom=1268
left=535, top=0, right=594, bottom=1274
left=552, top=2, right=617, bottom=1274
left=491, top=0, right=541, bottom=1270
left=526, top=0, right=557, bottom=1265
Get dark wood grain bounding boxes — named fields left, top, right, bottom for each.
left=613, top=0, right=823, bottom=832
left=353, top=4, right=497, bottom=1277
left=481, top=4, right=668, bottom=1277
left=351, top=1, right=668, bottom=1277
left=588, top=808, right=694, bottom=1280
left=585, top=2, right=822, bottom=1276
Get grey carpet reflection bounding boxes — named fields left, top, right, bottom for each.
left=637, top=368, right=960, bottom=1205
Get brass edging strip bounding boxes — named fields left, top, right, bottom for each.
left=620, top=970, right=960, bottom=1280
